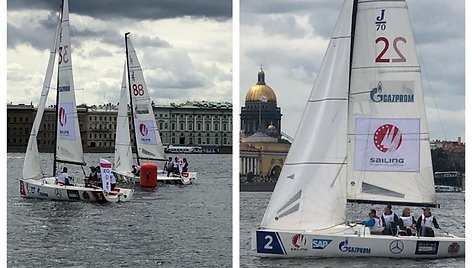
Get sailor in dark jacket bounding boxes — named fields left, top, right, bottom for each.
left=381, top=205, right=400, bottom=235
left=416, top=207, right=440, bottom=237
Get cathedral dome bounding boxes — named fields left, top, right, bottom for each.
left=245, top=67, right=277, bottom=102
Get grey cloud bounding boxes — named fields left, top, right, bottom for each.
left=261, top=15, right=307, bottom=38
left=241, top=0, right=341, bottom=16
left=8, top=0, right=231, bottom=21
left=134, top=35, right=172, bottom=48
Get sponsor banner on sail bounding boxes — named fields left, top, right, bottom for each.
left=354, top=118, right=419, bottom=172
left=57, top=102, right=76, bottom=140
left=135, top=120, right=157, bottom=145
left=369, top=81, right=414, bottom=103
left=99, top=158, right=113, bottom=192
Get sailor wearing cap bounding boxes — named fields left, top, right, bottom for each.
left=416, top=207, right=440, bottom=237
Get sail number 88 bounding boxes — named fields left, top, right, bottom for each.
left=133, top=84, right=144, bottom=96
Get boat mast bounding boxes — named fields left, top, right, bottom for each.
left=124, top=32, right=141, bottom=166
left=53, top=0, right=64, bottom=176
left=342, top=0, right=359, bottom=203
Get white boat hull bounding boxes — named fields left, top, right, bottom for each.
left=19, top=177, right=134, bottom=203
left=115, top=171, right=196, bottom=185
left=253, top=225, right=464, bottom=258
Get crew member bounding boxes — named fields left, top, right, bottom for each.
left=399, top=207, right=416, bottom=236
left=381, top=205, right=400, bottom=235
left=362, top=209, right=384, bottom=235
left=57, top=167, right=72, bottom=186
left=416, top=207, right=440, bottom=237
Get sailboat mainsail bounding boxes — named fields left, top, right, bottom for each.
left=54, top=0, right=86, bottom=169
left=113, top=63, right=134, bottom=177
left=22, top=17, right=61, bottom=180
left=124, top=33, right=166, bottom=162
left=346, top=0, right=436, bottom=207
left=260, top=0, right=353, bottom=232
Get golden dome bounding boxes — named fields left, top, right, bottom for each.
left=267, top=122, right=276, bottom=130
left=245, top=67, right=277, bottom=102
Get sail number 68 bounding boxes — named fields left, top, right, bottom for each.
left=58, top=46, right=69, bottom=64
left=133, top=84, right=144, bottom=96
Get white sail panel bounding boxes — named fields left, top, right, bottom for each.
left=346, top=0, right=436, bottom=205
left=55, top=0, right=85, bottom=165
left=125, top=35, right=166, bottom=161
left=260, top=0, right=353, bottom=231
left=113, top=63, right=134, bottom=177
left=22, top=18, right=60, bottom=179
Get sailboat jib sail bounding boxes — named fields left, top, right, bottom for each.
left=22, top=17, right=61, bottom=180
left=125, top=33, right=166, bottom=161
left=55, top=0, right=85, bottom=166
left=260, top=0, right=354, bottom=232
left=346, top=0, right=436, bottom=207
left=114, top=63, right=134, bottom=177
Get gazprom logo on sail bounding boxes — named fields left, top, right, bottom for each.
left=370, top=82, right=414, bottom=103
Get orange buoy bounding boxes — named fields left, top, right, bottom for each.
left=140, top=162, right=158, bottom=188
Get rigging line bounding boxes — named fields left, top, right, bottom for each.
left=352, top=65, right=420, bottom=70
left=308, top=98, right=348, bottom=103
left=285, top=162, right=346, bottom=166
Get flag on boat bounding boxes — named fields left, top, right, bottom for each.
left=99, top=158, right=113, bottom=192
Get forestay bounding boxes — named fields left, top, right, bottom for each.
left=125, top=34, right=166, bottom=161
left=260, top=0, right=353, bottom=231
left=22, top=17, right=61, bottom=179
left=55, top=0, right=85, bottom=166
left=346, top=0, right=436, bottom=207
left=113, top=63, right=134, bottom=177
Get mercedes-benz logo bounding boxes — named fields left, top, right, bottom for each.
left=389, top=240, right=404, bottom=254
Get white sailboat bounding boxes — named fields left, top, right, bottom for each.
left=253, top=0, right=464, bottom=258
left=112, top=33, right=197, bottom=185
left=19, top=0, right=133, bottom=203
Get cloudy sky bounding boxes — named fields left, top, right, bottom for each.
left=240, top=0, right=465, bottom=141
left=7, top=0, right=232, bottom=107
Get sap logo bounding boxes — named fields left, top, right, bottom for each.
left=312, top=239, right=332, bottom=249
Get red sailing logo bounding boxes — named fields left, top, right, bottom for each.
left=291, top=234, right=307, bottom=248
left=139, top=123, right=148, bottom=136
left=373, top=124, right=403, bottom=153
left=58, top=107, right=67, bottom=126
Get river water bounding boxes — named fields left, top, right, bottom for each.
left=240, top=191, right=465, bottom=267
left=7, top=153, right=232, bottom=267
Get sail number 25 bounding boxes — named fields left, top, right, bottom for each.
left=133, top=84, right=145, bottom=96
left=375, top=37, right=406, bottom=63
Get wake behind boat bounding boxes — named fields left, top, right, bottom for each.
left=19, top=0, right=133, bottom=203
left=254, top=0, right=464, bottom=258
left=112, top=33, right=197, bottom=186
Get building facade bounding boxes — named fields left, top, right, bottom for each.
left=240, top=68, right=290, bottom=183
left=240, top=68, right=282, bottom=137
left=7, top=101, right=232, bottom=153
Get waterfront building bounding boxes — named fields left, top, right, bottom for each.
left=240, top=67, right=282, bottom=137
left=240, top=68, right=290, bottom=183
left=7, top=101, right=232, bottom=153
